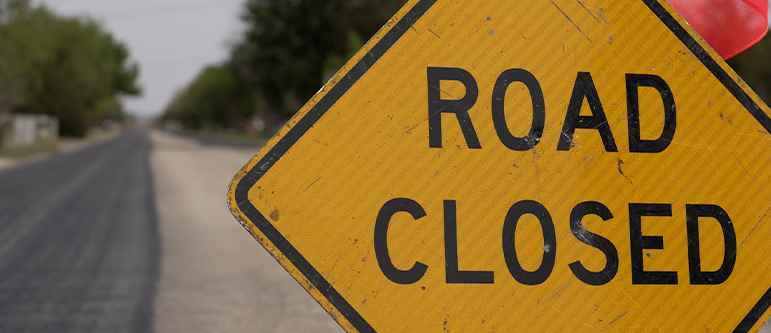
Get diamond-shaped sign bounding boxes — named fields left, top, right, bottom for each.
left=228, top=0, right=771, bottom=331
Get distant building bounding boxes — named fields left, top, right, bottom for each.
left=0, top=113, right=58, bottom=149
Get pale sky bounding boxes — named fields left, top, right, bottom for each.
left=37, top=0, right=244, bottom=119
left=33, top=1, right=771, bottom=119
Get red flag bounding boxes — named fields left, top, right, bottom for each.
left=668, top=0, right=769, bottom=59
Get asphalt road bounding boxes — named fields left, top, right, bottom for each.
left=0, top=132, right=158, bottom=332
left=0, top=130, right=342, bottom=333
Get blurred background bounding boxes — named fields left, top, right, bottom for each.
left=0, top=1, right=407, bottom=332
left=0, top=0, right=409, bottom=145
left=0, top=0, right=767, bottom=144
left=0, top=0, right=768, bottom=332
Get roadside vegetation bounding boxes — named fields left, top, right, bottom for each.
left=163, top=1, right=771, bottom=136
left=0, top=140, right=57, bottom=158
left=0, top=0, right=141, bottom=138
left=161, top=0, right=407, bottom=135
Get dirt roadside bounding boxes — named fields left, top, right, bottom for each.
left=149, top=130, right=342, bottom=332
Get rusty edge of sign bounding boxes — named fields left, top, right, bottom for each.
left=227, top=0, right=771, bottom=331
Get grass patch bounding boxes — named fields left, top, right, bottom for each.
left=0, top=140, right=58, bottom=158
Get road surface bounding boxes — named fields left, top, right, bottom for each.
left=0, top=132, right=157, bottom=332
left=0, top=130, right=342, bottom=333
left=0, top=130, right=768, bottom=332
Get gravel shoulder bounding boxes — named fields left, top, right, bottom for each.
left=149, top=130, right=342, bottom=332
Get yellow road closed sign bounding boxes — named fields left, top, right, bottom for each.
left=227, top=0, right=771, bottom=331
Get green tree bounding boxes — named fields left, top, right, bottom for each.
left=240, top=0, right=403, bottom=118
left=163, top=65, right=252, bottom=130
left=162, top=0, right=404, bottom=132
left=0, top=0, right=141, bottom=137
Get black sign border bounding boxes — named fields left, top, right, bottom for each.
left=642, top=2, right=771, bottom=332
left=234, top=0, right=771, bottom=331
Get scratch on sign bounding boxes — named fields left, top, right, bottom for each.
left=550, top=0, right=594, bottom=45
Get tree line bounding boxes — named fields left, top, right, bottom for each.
left=0, top=0, right=140, bottom=137
left=162, top=0, right=406, bottom=134
left=162, top=1, right=771, bottom=135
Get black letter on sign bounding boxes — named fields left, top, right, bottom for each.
left=686, top=204, right=737, bottom=285
left=557, top=72, right=618, bottom=152
left=629, top=203, right=677, bottom=285
left=568, top=201, right=619, bottom=286
left=427, top=67, right=481, bottom=149
left=502, top=200, right=556, bottom=285
left=492, top=68, right=545, bottom=151
left=626, top=74, right=676, bottom=153
left=375, top=198, right=428, bottom=284
left=444, top=200, right=494, bottom=284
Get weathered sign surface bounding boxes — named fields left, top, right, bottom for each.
left=228, top=0, right=771, bottom=331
